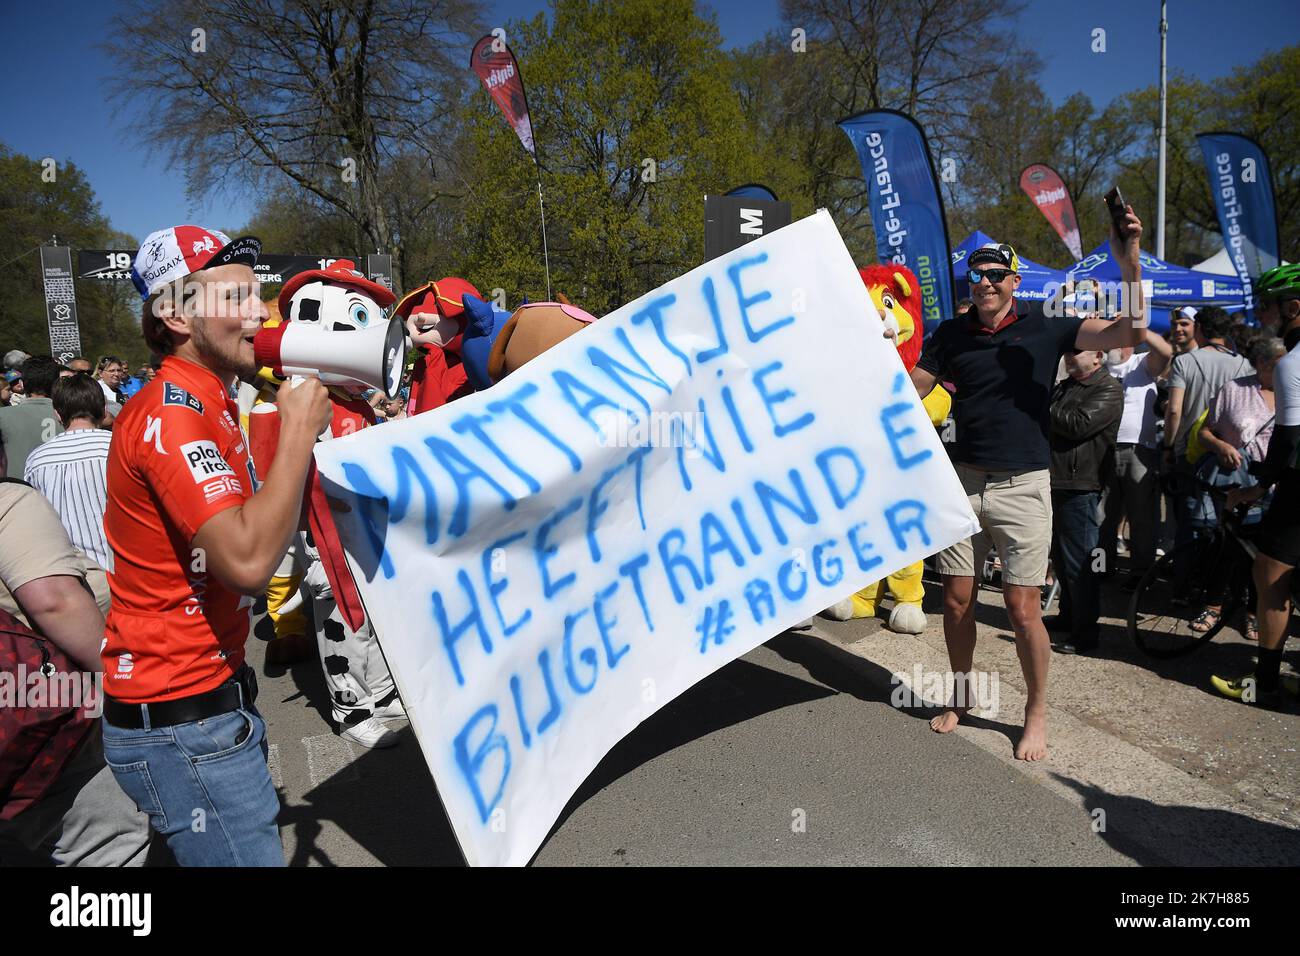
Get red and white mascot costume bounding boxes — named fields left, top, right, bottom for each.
left=249, top=260, right=405, bottom=748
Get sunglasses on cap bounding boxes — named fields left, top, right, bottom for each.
left=968, top=268, right=1015, bottom=285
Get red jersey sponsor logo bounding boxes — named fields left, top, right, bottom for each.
left=103, top=356, right=254, bottom=704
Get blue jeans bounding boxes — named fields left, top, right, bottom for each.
left=1050, top=490, right=1102, bottom=643
left=102, top=684, right=283, bottom=867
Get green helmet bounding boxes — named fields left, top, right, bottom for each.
left=1255, top=263, right=1300, bottom=301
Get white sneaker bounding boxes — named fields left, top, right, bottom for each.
left=339, top=716, right=400, bottom=749
left=887, top=603, right=927, bottom=635
left=373, top=696, right=407, bottom=722
left=821, top=599, right=856, bottom=622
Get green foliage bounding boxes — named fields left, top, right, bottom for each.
left=234, top=22, right=1300, bottom=307
left=104, top=0, right=486, bottom=291
left=731, top=13, right=1298, bottom=272
left=732, top=0, right=1026, bottom=264
left=8, top=14, right=1298, bottom=342
left=0, top=146, right=140, bottom=362
left=441, top=0, right=768, bottom=313
left=1115, top=47, right=1300, bottom=265
left=944, top=74, right=1141, bottom=268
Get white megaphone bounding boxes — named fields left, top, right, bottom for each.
left=254, top=316, right=406, bottom=399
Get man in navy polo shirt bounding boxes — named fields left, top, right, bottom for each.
left=904, top=208, right=1146, bottom=761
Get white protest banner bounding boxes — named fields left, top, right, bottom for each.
left=313, top=209, right=979, bottom=866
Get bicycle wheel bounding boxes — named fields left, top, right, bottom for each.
left=1128, top=543, right=1241, bottom=658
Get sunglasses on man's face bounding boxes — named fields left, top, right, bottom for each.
left=968, top=268, right=1014, bottom=285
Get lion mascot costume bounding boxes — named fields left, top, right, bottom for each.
left=823, top=264, right=951, bottom=634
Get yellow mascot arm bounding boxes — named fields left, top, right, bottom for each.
left=922, top=383, right=951, bottom=428
left=265, top=572, right=307, bottom=636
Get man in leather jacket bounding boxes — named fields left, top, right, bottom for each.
left=1047, top=348, right=1123, bottom=654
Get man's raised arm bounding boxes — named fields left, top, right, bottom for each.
left=1076, top=207, right=1146, bottom=353
left=1142, top=328, right=1174, bottom=377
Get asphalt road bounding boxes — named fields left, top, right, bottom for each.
left=251, top=617, right=1173, bottom=867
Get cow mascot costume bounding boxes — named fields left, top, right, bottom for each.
left=823, top=264, right=951, bottom=633
left=249, top=260, right=408, bottom=748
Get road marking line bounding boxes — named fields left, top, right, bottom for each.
left=266, top=743, right=283, bottom=789
left=889, top=824, right=982, bottom=866
left=304, top=733, right=360, bottom=787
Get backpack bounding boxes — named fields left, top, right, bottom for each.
left=0, top=605, right=96, bottom=820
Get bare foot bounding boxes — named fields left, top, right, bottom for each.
left=1015, top=707, right=1048, bottom=761
left=929, top=706, right=968, bottom=734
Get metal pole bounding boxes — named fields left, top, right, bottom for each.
left=536, top=175, right=553, bottom=301
left=1156, top=0, right=1168, bottom=260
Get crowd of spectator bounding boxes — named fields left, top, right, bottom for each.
left=913, top=236, right=1300, bottom=763
left=1036, top=282, right=1300, bottom=706
left=1037, top=303, right=1294, bottom=646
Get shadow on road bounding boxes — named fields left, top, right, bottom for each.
left=285, top=650, right=835, bottom=866
left=774, top=625, right=1300, bottom=866
left=536, top=655, right=834, bottom=861
left=286, top=725, right=463, bottom=866
left=768, top=628, right=1027, bottom=749
left=1050, top=774, right=1300, bottom=866
left=263, top=603, right=1300, bottom=867
left=255, top=610, right=340, bottom=728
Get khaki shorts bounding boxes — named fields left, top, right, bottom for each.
left=935, top=466, right=1053, bottom=587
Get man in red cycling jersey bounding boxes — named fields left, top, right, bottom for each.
left=101, top=225, right=331, bottom=865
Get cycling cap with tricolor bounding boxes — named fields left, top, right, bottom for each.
left=131, top=225, right=262, bottom=300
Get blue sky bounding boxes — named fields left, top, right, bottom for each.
left=1, top=0, right=1295, bottom=244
